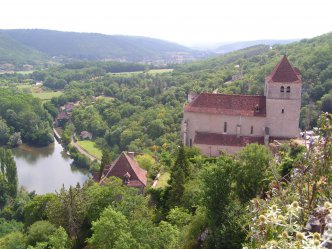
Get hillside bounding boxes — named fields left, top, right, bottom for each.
left=214, top=39, right=299, bottom=54
left=0, top=32, right=332, bottom=249
left=1, top=29, right=204, bottom=63
left=0, top=31, right=46, bottom=67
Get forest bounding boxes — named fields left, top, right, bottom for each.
left=0, top=88, right=53, bottom=147
left=0, top=32, right=331, bottom=248
left=0, top=118, right=331, bottom=248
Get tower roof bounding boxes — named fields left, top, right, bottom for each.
left=267, top=55, right=301, bottom=83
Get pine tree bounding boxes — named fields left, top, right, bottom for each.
left=167, top=144, right=190, bottom=207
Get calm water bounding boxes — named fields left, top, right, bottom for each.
left=12, top=139, right=90, bottom=194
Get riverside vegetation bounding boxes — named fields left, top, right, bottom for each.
left=0, top=32, right=331, bottom=248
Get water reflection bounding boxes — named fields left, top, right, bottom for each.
left=12, top=143, right=56, bottom=164
left=12, top=139, right=90, bottom=194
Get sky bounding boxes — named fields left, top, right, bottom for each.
left=1, top=0, right=332, bottom=46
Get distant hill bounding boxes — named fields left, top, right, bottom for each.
left=1, top=29, right=203, bottom=63
left=0, top=31, right=46, bottom=66
left=214, top=39, right=299, bottom=54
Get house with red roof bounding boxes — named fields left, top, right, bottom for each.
left=182, top=55, right=302, bottom=155
left=99, top=151, right=147, bottom=191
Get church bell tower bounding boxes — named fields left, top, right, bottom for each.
left=264, top=55, right=302, bottom=138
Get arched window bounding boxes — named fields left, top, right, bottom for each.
left=280, top=86, right=284, bottom=92
left=224, top=122, right=227, bottom=133
left=287, top=86, right=291, bottom=93
left=282, top=109, right=284, bottom=114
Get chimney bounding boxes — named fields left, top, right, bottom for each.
left=127, top=152, right=135, bottom=159
left=188, top=92, right=198, bottom=103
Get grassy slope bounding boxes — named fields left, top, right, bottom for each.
left=16, top=85, right=63, bottom=101
left=76, top=140, right=102, bottom=160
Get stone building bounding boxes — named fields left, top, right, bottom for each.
left=181, top=55, right=302, bottom=155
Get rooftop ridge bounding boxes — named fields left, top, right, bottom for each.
left=197, top=92, right=265, bottom=97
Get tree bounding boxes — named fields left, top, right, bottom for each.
left=99, top=148, right=112, bottom=181
left=88, top=207, right=137, bottom=249
left=0, top=231, right=26, bottom=249
left=48, top=227, right=71, bottom=249
left=7, top=132, right=22, bottom=147
left=135, top=153, right=155, bottom=172
left=0, top=119, right=10, bottom=145
left=61, top=124, right=75, bottom=146
left=167, top=144, right=190, bottom=207
left=85, top=178, right=125, bottom=223
left=235, top=143, right=274, bottom=203
left=148, top=119, right=165, bottom=139
left=167, top=207, right=191, bottom=228
left=0, top=218, right=24, bottom=237
left=202, top=156, right=245, bottom=249
left=321, top=93, right=332, bottom=113
left=0, top=148, right=18, bottom=206
left=26, top=221, right=56, bottom=246
left=47, top=185, right=86, bottom=244
left=24, top=194, right=56, bottom=226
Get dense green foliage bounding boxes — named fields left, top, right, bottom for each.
left=1, top=29, right=197, bottom=62
left=0, top=88, right=53, bottom=146
left=0, top=31, right=46, bottom=67
left=0, top=148, right=18, bottom=208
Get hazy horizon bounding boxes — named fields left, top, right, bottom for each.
left=2, top=0, right=332, bottom=47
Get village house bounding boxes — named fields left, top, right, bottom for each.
left=181, top=55, right=302, bottom=155
left=80, top=131, right=92, bottom=140
left=99, top=151, right=147, bottom=191
left=55, top=102, right=76, bottom=127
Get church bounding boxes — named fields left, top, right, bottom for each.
left=181, top=55, right=302, bottom=155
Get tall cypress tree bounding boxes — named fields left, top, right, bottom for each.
left=167, top=144, right=190, bottom=207
left=0, top=148, right=18, bottom=207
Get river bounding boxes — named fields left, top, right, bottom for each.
left=12, top=139, right=90, bottom=194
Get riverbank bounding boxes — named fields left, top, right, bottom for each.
left=12, top=139, right=89, bottom=194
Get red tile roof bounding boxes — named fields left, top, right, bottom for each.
left=194, top=132, right=264, bottom=147
left=101, top=152, right=147, bottom=188
left=184, top=93, right=266, bottom=117
left=266, top=55, right=301, bottom=83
